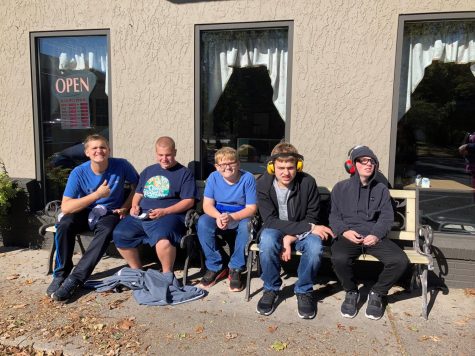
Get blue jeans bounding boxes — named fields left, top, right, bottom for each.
left=259, top=228, right=323, bottom=294
left=197, top=213, right=250, bottom=271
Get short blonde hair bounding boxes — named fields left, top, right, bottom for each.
left=83, top=134, right=109, bottom=149
left=155, top=136, right=176, bottom=150
left=215, top=147, right=238, bottom=164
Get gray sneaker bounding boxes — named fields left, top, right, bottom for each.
left=341, top=290, right=359, bottom=318
left=365, top=291, right=384, bottom=320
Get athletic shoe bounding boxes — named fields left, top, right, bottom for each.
left=256, top=290, right=279, bottom=316
left=365, top=291, right=384, bottom=320
left=341, top=290, right=359, bottom=318
left=46, top=277, right=64, bottom=297
left=228, top=269, right=243, bottom=292
left=52, top=277, right=81, bottom=302
left=199, top=268, right=228, bottom=288
left=296, top=292, right=316, bottom=319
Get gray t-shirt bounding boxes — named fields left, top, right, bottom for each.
left=273, top=179, right=290, bottom=221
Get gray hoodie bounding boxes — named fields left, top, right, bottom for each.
left=329, top=146, right=394, bottom=239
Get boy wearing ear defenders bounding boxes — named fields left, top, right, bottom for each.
left=256, top=142, right=334, bottom=319
left=330, top=145, right=409, bottom=320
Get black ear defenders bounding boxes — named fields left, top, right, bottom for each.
left=267, top=153, right=304, bottom=175
left=344, top=145, right=365, bottom=174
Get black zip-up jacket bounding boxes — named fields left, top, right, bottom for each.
left=257, top=172, right=321, bottom=236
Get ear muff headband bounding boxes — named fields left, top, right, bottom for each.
left=267, top=153, right=304, bottom=175
left=344, top=145, right=365, bottom=174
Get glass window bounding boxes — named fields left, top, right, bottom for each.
left=32, top=33, right=110, bottom=202
left=394, top=19, right=475, bottom=235
left=196, top=24, right=292, bottom=179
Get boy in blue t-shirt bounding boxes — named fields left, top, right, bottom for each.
left=47, top=134, right=139, bottom=302
left=113, top=137, right=196, bottom=281
left=197, top=147, right=257, bottom=291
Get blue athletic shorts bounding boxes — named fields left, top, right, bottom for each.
left=113, top=214, right=185, bottom=248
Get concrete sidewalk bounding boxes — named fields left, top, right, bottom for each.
left=0, top=246, right=474, bottom=355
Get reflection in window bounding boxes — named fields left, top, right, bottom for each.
left=198, top=26, right=290, bottom=179
left=395, top=20, right=475, bottom=235
left=34, top=35, right=109, bottom=202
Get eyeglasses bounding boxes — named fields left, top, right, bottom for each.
left=216, top=161, right=238, bottom=169
left=356, top=158, right=376, bottom=166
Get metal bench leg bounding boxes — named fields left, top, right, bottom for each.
left=183, top=254, right=190, bottom=286
left=245, top=250, right=255, bottom=301
left=420, top=265, right=428, bottom=320
left=47, top=238, right=56, bottom=275
left=76, top=235, right=86, bottom=255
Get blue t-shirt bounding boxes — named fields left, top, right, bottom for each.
left=63, top=158, right=139, bottom=210
left=204, top=170, right=256, bottom=213
left=137, top=163, right=196, bottom=211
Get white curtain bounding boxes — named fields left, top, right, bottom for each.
left=204, top=30, right=288, bottom=121
left=399, top=21, right=475, bottom=119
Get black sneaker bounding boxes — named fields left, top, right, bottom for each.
left=296, top=292, right=316, bottom=319
left=365, top=291, right=384, bottom=320
left=341, top=290, right=359, bottom=318
left=46, top=277, right=64, bottom=297
left=228, top=269, right=243, bottom=292
left=199, top=268, right=228, bottom=288
left=52, top=277, right=82, bottom=302
left=256, top=290, right=279, bottom=316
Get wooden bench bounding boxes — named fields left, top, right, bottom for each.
left=244, top=189, right=434, bottom=319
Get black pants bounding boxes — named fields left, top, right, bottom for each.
left=53, top=210, right=119, bottom=283
left=331, top=236, right=409, bottom=295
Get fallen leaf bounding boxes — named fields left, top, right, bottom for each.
left=267, top=325, right=278, bottom=333
left=177, top=333, right=187, bottom=340
left=118, top=319, right=135, bottom=330
left=336, top=323, right=345, bottom=330
left=271, top=341, right=288, bottom=351
left=12, top=303, right=28, bottom=309
left=6, top=274, right=20, bottom=280
left=93, top=323, right=106, bottom=331
left=195, top=325, right=205, bottom=334
left=404, top=312, right=412, bottom=317
left=407, top=325, right=419, bottom=332
left=419, top=335, right=441, bottom=342
left=453, top=319, right=468, bottom=326
left=109, top=298, right=128, bottom=310
left=25, top=279, right=34, bottom=285
left=348, top=326, right=356, bottom=332
left=464, top=288, right=475, bottom=297
left=225, top=332, right=238, bottom=340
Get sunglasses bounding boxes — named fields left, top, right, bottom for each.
left=356, top=158, right=376, bottom=165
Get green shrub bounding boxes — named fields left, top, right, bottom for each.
left=0, top=161, right=20, bottom=216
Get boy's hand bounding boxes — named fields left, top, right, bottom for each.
left=113, top=207, right=128, bottom=219
left=311, top=225, right=335, bottom=240
left=362, top=234, right=379, bottom=246
left=280, top=235, right=297, bottom=262
left=130, top=205, right=140, bottom=216
left=149, top=208, right=167, bottom=220
left=95, top=180, right=110, bottom=199
left=343, top=230, right=363, bottom=244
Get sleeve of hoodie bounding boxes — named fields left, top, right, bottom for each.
left=257, top=175, right=314, bottom=236
left=329, top=182, right=349, bottom=236
left=369, top=185, right=394, bottom=239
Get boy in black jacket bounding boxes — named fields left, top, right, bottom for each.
left=330, top=145, right=409, bottom=320
left=256, top=143, right=334, bottom=319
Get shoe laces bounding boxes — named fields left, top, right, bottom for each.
left=345, top=291, right=358, bottom=303
left=297, top=292, right=313, bottom=304
left=262, top=290, right=277, bottom=303
left=61, top=278, right=79, bottom=293
left=368, top=292, right=382, bottom=307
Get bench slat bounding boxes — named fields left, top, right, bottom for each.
left=249, top=244, right=430, bottom=264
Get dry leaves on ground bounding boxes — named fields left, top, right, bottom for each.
left=464, top=288, right=475, bottom=297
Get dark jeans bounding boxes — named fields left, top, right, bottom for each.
left=331, top=236, right=409, bottom=295
left=53, top=210, right=119, bottom=283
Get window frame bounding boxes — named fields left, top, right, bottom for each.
left=194, top=21, right=294, bottom=173
left=389, top=12, right=475, bottom=186
left=29, top=29, right=112, bottom=204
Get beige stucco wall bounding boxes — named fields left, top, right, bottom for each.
left=0, top=0, right=473, bottom=188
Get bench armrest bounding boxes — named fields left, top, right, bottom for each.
left=414, top=224, right=434, bottom=271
